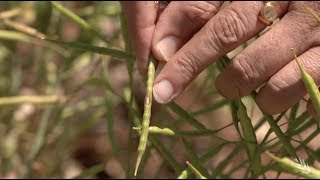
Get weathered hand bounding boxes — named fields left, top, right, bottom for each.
left=122, top=1, right=320, bottom=117
left=151, top=1, right=320, bottom=117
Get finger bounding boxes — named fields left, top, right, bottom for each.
left=156, top=1, right=169, bottom=20
left=255, top=46, right=320, bottom=115
left=216, top=1, right=320, bottom=100
left=307, top=95, right=319, bottom=121
left=121, top=1, right=158, bottom=76
left=152, top=1, right=223, bottom=62
left=152, top=1, right=288, bottom=104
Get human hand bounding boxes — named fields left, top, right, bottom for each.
left=120, top=1, right=160, bottom=76
left=151, top=1, right=320, bottom=116
left=120, top=1, right=222, bottom=75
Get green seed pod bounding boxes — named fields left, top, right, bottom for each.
left=267, top=151, right=320, bottom=178
left=292, top=48, right=320, bottom=121
left=133, top=126, right=175, bottom=136
left=134, top=56, right=156, bottom=176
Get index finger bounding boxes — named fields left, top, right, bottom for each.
left=121, top=1, right=158, bottom=76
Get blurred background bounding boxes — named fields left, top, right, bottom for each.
left=0, top=1, right=319, bottom=179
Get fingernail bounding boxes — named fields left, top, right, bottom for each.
left=153, top=80, right=173, bottom=104
left=157, top=36, right=179, bottom=61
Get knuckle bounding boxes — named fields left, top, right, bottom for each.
left=184, top=2, right=217, bottom=26
left=229, top=54, right=257, bottom=90
left=267, top=78, right=288, bottom=94
left=266, top=75, right=303, bottom=102
left=211, top=8, right=248, bottom=48
left=290, top=2, right=320, bottom=26
left=257, top=75, right=305, bottom=115
left=287, top=15, right=316, bottom=44
left=287, top=2, right=320, bottom=37
left=174, top=53, right=200, bottom=81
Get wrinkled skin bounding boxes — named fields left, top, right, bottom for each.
left=121, top=1, right=320, bottom=118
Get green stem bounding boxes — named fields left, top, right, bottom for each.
left=186, top=161, right=207, bottom=179
left=134, top=57, right=156, bottom=176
